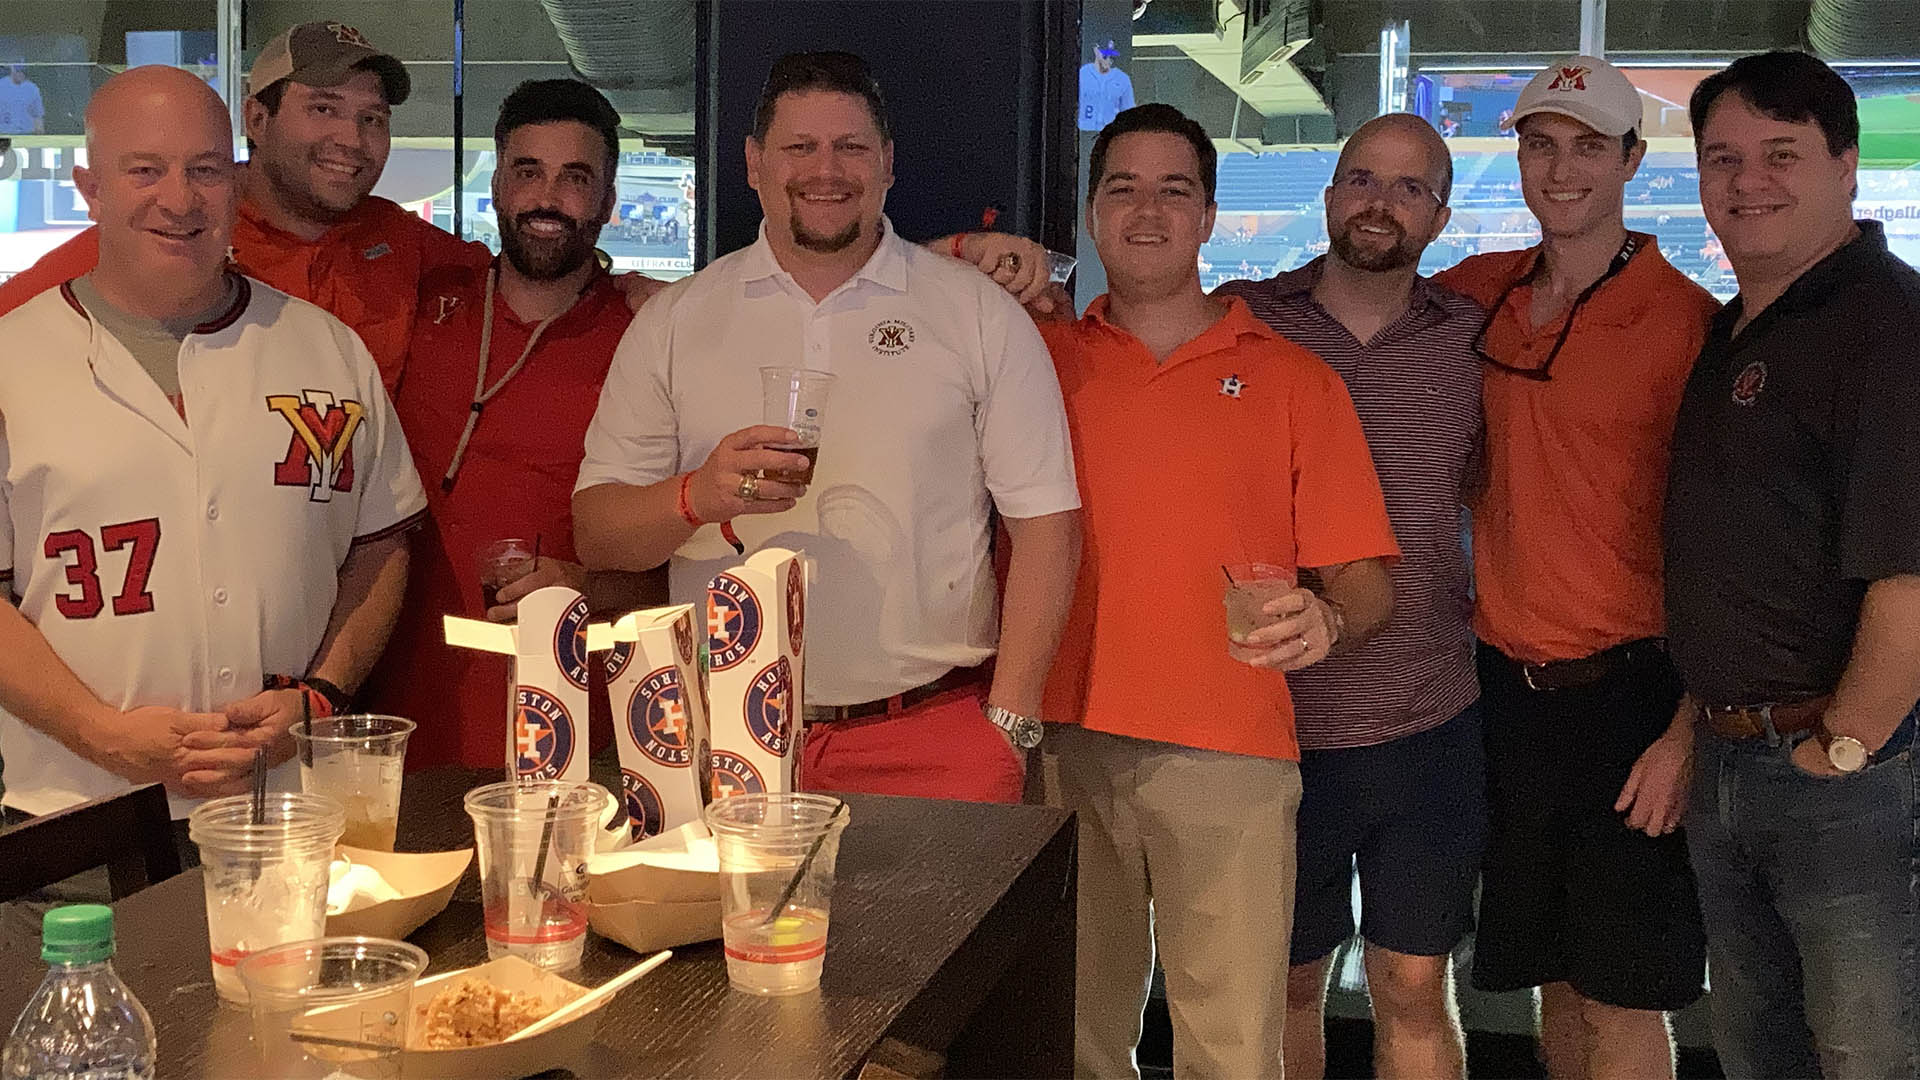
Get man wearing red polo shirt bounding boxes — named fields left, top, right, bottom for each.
left=362, top=80, right=634, bottom=769
left=1038, top=103, right=1398, bottom=1079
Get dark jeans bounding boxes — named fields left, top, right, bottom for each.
left=1687, top=711, right=1919, bottom=1079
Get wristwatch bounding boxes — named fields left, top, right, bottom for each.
left=985, top=705, right=1045, bottom=750
left=1816, top=724, right=1871, bottom=773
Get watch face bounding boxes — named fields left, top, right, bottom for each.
left=1829, top=736, right=1870, bottom=773
left=1014, top=718, right=1044, bottom=749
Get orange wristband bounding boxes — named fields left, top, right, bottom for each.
left=676, top=473, right=705, bottom=528
left=950, top=232, right=968, bottom=260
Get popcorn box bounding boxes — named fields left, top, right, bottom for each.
left=586, top=822, right=723, bottom=953
left=444, top=585, right=595, bottom=783
left=600, top=604, right=713, bottom=842
left=324, top=845, right=472, bottom=940
left=401, top=955, right=602, bottom=1080
left=704, top=549, right=807, bottom=797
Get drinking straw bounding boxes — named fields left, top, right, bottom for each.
left=528, top=787, right=561, bottom=900
left=250, top=747, right=268, bottom=826
left=759, top=799, right=848, bottom=927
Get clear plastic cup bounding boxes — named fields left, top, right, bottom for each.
left=478, top=538, right=536, bottom=612
left=291, top=715, right=415, bottom=852
left=759, top=367, right=836, bottom=485
left=1045, top=249, right=1077, bottom=284
left=705, top=793, right=850, bottom=996
left=236, top=936, right=426, bottom=1078
left=464, top=780, right=612, bottom=970
left=188, top=793, right=346, bottom=1004
left=1223, top=562, right=1297, bottom=663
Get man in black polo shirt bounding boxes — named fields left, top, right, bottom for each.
left=1665, top=50, right=1920, bottom=1079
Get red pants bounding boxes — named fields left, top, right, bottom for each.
left=801, top=686, right=1026, bottom=804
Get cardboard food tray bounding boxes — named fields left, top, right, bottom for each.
left=325, top=846, right=472, bottom=940
left=401, top=955, right=601, bottom=1080
left=588, top=895, right=722, bottom=954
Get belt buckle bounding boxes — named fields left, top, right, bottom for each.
left=1523, top=664, right=1546, bottom=692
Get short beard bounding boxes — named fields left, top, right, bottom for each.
left=1329, top=218, right=1422, bottom=272
left=259, top=148, right=360, bottom=222
left=791, top=217, right=862, bottom=254
left=501, top=213, right=601, bottom=281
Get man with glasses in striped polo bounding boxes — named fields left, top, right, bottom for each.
left=1437, top=56, right=1721, bottom=1080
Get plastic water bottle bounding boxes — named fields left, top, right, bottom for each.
left=2, top=905, right=155, bottom=1080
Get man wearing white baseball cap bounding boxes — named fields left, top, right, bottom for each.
left=1438, top=56, right=1720, bottom=1080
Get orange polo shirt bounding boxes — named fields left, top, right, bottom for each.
left=1038, top=295, right=1400, bottom=761
left=1437, top=237, right=1719, bottom=663
left=0, top=195, right=480, bottom=393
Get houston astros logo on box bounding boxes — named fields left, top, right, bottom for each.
left=710, top=749, right=764, bottom=799
left=745, top=657, right=794, bottom=756
left=707, top=573, right=762, bottom=671
left=515, top=686, right=575, bottom=780
left=554, top=597, right=593, bottom=690
left=673, top=614, right=695, bottom=666
left=620, top=769, right=666, bottom=841
left=603, top=640, right=635, bottom=682
left=627, top=666, right=694, bottom=767
left=267, top=391, right=365, bottom=502
left=785, top=567, right=805, bottom=657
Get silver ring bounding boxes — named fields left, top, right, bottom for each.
left=737, top=474, right=760, bottom=501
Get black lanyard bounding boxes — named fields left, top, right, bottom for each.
left=1475, top=234, right=1639, bottom=381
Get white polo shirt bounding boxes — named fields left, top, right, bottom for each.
left=0, top=277, right=427, bottom=817
left=577, top=220, right=1080, bottom=705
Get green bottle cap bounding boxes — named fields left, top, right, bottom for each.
left=41, top=904, right=115, bottom=965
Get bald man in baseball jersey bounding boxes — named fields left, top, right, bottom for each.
left=0, top=67, right=424, bottom=826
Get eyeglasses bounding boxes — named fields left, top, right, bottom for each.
left=1474, top=235, right=1640, bottom=382
left=1329, top=170, right=1444, bottom=210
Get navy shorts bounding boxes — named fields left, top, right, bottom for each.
left=1291, top=701, right=1488, bottom=964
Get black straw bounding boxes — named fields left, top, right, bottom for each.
left=249, top=748, right=267, bottom=826
left=759, top=800, right=847, bottom=927
left=529, top=788, right=561, bottom=900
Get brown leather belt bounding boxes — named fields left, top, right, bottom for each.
left=1512, top=638, right=1665, bottom=692
left=804, top=665, right=989, bottom=727
left=1699, top=696, right=1831, bottom=740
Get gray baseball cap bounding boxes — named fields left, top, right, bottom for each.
left=248, top=21, right=409, bottom=106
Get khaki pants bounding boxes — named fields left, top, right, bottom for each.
left=1044, top=724, right=1301, bottom=1080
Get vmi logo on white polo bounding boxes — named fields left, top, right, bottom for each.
left=267, top=390, right=365, bottom=503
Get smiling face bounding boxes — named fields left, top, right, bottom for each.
left=1697, top=91, right=1858, bottom=280
left=1324, top=116, right=1452, bottom=272
left=74, top=67, right=237, bottom=304
left=1087, top=129, right=1215, bottom=294
left=244, top=70, right=392, bottom=224
left=1515, top=112, right=1643, bottom=240
left=745, top=89, right=893, bottom=257
left=493, top=119, right=613, bottom=281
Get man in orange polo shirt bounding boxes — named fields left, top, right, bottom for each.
left=1436, top=57, right=1720, bottom=1080
left=1039, top=103, right=1398, bottom=1080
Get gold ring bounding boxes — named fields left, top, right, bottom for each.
left=998, top=252, right=1021, bottom=273
left=738, top=474, right=760, bottom=501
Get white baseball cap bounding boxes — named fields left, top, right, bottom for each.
left=1502, top=56, right=1643, bottom=138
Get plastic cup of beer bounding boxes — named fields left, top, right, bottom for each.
left=464, top=780, right=612, bottom=971
left=705, top=792, right=850, bottom=996
left=1045, top=249, right=1077, bottom=284
left=1223, top=562, right=1297, bottom=663
left=188, top=793, right=346, bottom=1004
left=290, top=715, right=415, bottom=851
left=237, top=935, right=426, bottom=1077
left=759, top=367, right=836, bottom=485
left=478, top=538, right=536, bottom=612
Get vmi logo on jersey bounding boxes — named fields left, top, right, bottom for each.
left=267, top=390, right=365, bottom=503
left=515, top=686, right=576, bottom=781
left=628, top=666, right=694, bottom=767
left=710, top=749, right=765, bottom=799
left=620, top=769, right=667, bottom=841
left=707, top=573, right=762, bottom=671
left=745, top=657, right=794, bottom=756
left=554, top=597, right=593, bottom=690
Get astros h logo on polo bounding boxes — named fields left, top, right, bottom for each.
left=515, top=686, right=575, bottom=780
left=627, top=666, right=694, bottom=767
left=554, top=597, right=593, bottom=690
left=707, top=574, right=763, bottom=671
left=1548, top=65, right=1591, bottom=92
left=267, top=390, right=365, bottom=502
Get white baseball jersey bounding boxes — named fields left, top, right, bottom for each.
left=0, top=276, right=428, bottom=817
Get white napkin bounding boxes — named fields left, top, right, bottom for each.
left=326, top=857, right=405, bottom=915
left=587, top=821, right=720, bottom=875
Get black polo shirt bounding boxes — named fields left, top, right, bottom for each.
left=1665, top=221, right=1920, bottom=704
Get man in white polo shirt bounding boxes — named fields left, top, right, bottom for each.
left=0, top=67, right=423, bottom=830
left=574, top=51, right=1081, bottom=804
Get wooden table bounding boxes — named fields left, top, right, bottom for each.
left=0, top=761, right=1077, bottom=1079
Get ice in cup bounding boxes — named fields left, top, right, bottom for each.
left=478, top=539, right=537, bottom=612
left=291, top=714, right=415, bottom=851
left=759, top=368, right=835, bottom=486
left=237, top=936, right=426, bottom=1078
left=188, top=793, right=346, bottom=1003
left=465, top=780, right=613, bottom=970
left=705, top=793, right=850, bottom=996
left=1045, top=249, right=1077, bottom=284
left=1223, top=562, right=1298, bottom=663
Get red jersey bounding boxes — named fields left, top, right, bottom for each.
left=0, top=195, right=482, bottom=392
left=363, top=261, right=636, bottom=770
